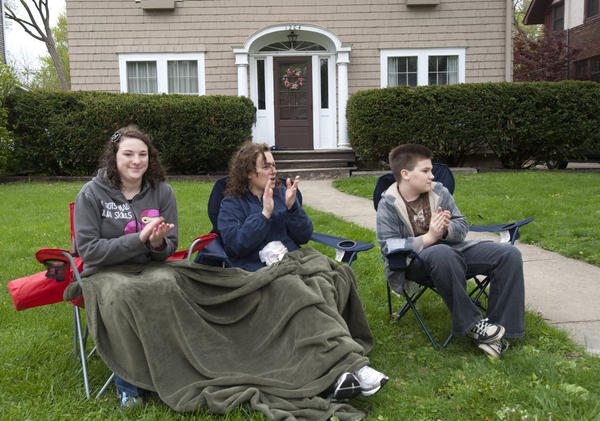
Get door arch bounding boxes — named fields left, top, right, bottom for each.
left=233, top=24, right=352, bottom=150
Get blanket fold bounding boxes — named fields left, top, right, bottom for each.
left=78, top=247, right=374, bottom=420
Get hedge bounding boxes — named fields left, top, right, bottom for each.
left=5, top=90, right=256, bottom=175
left=347, top=81, right=600, bottom=168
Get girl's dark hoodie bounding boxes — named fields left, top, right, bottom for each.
left=74, top=169, right=178, bottom=271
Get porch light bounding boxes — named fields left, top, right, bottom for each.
left=287, top=30, right=298, bottom=49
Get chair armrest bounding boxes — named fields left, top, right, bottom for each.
left=192, top=236, right=231, bottom=267
left=469, top=217, right=535, bottom=245
left=186, top=233, right=218, bottom=262
left=386, top=248, right=422, bottom=272
left=310, top=232, right=374, bottom=266
left=35, top=248, right=84, bottom=288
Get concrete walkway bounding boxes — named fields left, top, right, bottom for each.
left=300, top=179, right=600, bottom=349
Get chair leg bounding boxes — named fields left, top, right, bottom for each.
left=74, top=306, right=91, bottom=399
left=96, top=372, right=115, bottom=399
left=386, top=282, right=392, bottom=316
left=397, top=287, right=427, bottom=319
left=404, top=295, right=441, bottom=350
left=468, top=276, right=490, bottom=313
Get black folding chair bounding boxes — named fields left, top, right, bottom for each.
left=374, top=164, right=534, bottom=349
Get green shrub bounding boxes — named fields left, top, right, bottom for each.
left=0, top=65, right=19, bottom=173
left=5, top=90, right=255, bottom=175
left=347, top=81, right=600, bottom=168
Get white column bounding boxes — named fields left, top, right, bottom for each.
left=235, top=53, right=249, bottom=97
left=336, top=51, right=351, bottom=149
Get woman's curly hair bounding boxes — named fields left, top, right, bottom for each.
left=224, top=142, right=278, bottom=197
left=99, top=125, right=166, bottom=189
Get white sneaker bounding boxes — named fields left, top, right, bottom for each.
left=354, top=366, right=389, bottom=397
left=478, top=338, right=510, bottom=359
left=468, top=318, right=505, bottom=344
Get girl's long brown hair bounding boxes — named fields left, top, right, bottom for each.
left=99, top=125, right=166, bottom=189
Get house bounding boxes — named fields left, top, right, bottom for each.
left=66, top=0, right=514, bottom=151
left=524, top=0, right=600, bottom=82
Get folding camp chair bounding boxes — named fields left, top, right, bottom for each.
left=192, top=176, right=374, bottom=269
left=373, top=164, right=534, bottom=349
left=8, top=202, right=218, bottom=399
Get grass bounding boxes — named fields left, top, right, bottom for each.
left=333, top=171, right=600, bottom=266
left=2, top=180, right=600, bottom=420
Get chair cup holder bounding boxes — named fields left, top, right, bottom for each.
left=44, top=260, right=67, bottom=282
left=336, top=240, right=356, bottom=250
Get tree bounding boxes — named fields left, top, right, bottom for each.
left=513, top=0, right=543, bottom=39
left=512, top=0, right=575, bottom=82
left=513, top=31, right=576, bottom=81
left=4, top=0, right=69, bottom=90
left=30, top=12, right=69, bottom=89
left=0, top=63, right=19, bottom=172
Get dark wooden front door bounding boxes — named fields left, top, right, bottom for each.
left=274, top=57, right=313, bottom=149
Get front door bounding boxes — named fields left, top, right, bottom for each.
left=274, top=57, right=313, bottom=149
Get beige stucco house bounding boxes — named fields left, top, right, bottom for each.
left=66, top=0, right=514, bottom=151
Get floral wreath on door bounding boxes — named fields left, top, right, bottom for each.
left=280, top=65, right=306, bottom=90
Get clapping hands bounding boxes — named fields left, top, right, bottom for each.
left=139, top=217, right=175, bottom=249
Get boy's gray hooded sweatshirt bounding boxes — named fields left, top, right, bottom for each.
left=74, top=169, right=178, bottom=271
left=376, top=181, right=477, bottom=294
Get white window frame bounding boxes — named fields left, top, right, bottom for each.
left=380, top=48, right=465, bottom=87
left=118, top=52, right=206, bottom=95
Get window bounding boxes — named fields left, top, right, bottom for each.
left=388, top=56, right=418, bottom=87
left=573, top=55, right=600, bottom=82
left=428, top=56, right=459, bottom=85
left=127, top=62, right=158, bottom=94
left=591, top=55, right=600, bottom=82
left=119, top=53, right=205, bottom=95
left=587, top=0, right=599, bottom=18
left=320, top=58, right=329, bottom=109
left=167, top=61, right=198, bottom=94
left=257, top=59, right=266, bottom=110
left=381, top=48, right=465, bottom=87
left=575, top=59, right=589, bottom=79
left=553, top=3, right=564, bottom=31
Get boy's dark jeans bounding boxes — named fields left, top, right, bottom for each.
left=406, top=241, right=525, bottom=338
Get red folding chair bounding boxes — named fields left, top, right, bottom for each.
left=7, top=202, right=217, bottom=398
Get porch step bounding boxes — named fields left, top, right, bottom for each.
left=276, top=159, right=350, bottom=170
left=277, top=167, right=358, bottom=180
left=272, top=149, right=356, bottom=179
left=272, top=149, right=356, bottom=162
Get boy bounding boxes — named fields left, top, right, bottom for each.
left=376, top=144, right=525, bottom=358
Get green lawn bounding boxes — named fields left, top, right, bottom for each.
left=1, top=180, right=600, bottom=420
left=334, top=171, right=600, bottom=266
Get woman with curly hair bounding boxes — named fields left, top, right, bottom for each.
left=73, top=125, right=178, bottom=407
left=217, top=142, right=389, bottom=400
left=218, top=142, right=312, bottom=271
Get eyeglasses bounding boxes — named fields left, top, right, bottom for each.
left=258, top=163, right=277, bottom=172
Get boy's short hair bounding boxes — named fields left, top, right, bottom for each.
left=389, top=144, right=433, bottom=182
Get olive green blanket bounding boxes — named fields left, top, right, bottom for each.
left=73, top=247, right=374, bottom=420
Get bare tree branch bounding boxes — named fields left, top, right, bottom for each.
left=4, top=0, right=68, bottom=90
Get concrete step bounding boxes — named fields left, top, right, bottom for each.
left=272, top=149, right=356, bottom=162
left=277, top=167, right=357, bottom=180
left=276, top=159, right=351, bottom=170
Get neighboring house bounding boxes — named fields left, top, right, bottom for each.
left=66, top=0, right=513, bottom=150
left=524, top=0, right=600, bottom=82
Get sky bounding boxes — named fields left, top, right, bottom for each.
left=4, top=0, right=66, bottom=71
